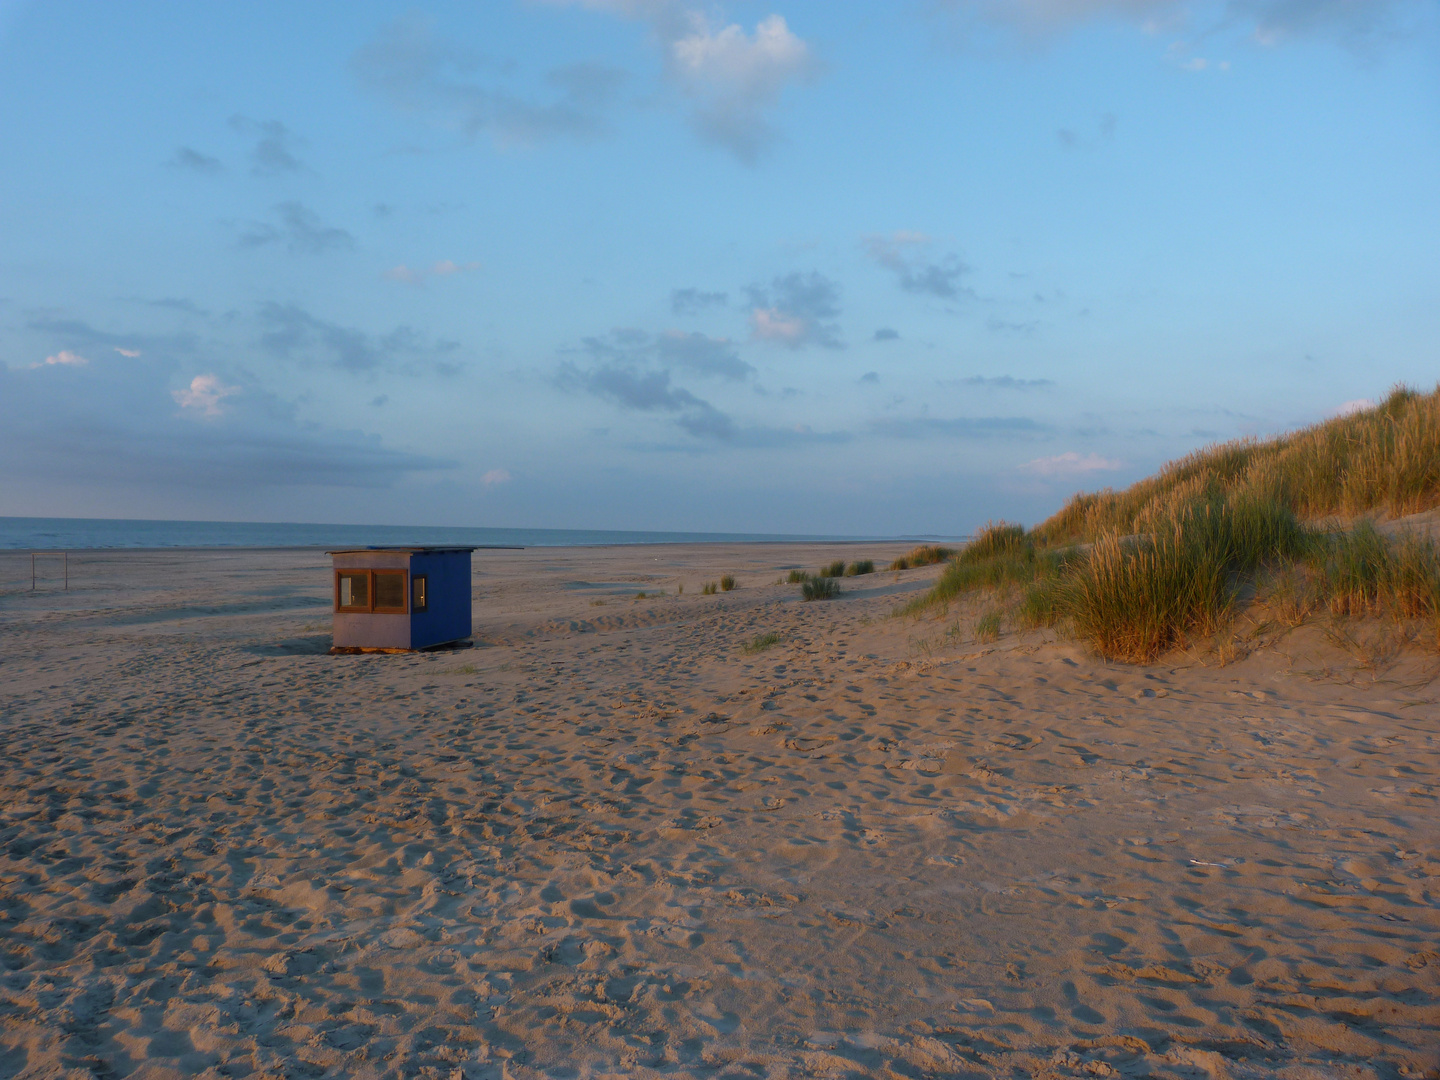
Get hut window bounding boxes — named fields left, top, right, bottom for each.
left=374, top=571, right=407, bottom=613
left=412, top=575, right=427, bottom=612
left=337, top=571, right=369, bottom=612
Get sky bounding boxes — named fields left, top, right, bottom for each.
left=1, top=0, right=1436, bottom=535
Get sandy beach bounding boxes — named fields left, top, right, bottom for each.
left=1, top=543, right=1437, bottom=1080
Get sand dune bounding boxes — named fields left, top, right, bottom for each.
left=1, top=544, right=1437, bottom=1079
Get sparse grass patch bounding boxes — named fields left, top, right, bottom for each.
left=720, top=574, right=737, bottom=591
left=589, top=599, right=607, bottom=607
left=702, top=582, right=718, bottom=595
left=742, top=632, right=783, bottom=654
left=974, top=611, right=1002, bottom=643
left=818, top=560, right=847, bottom=579
left=844, top=559, right=875, bottom=577
left=802, top=577, right=839, bottom=601
left=787, top=569, right=810, bottom=584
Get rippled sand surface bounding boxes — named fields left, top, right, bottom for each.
left=2, top=545, right=1438, bottom=1079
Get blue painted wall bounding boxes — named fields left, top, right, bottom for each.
left=408, top=549, right=471, bottom=649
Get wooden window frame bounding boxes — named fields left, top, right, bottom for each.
left=334, top=569, right=410, bottom=614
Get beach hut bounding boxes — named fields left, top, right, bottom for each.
left=328, top=546, right=475, bottom=653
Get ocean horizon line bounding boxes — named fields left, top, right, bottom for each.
left=0, top=515, right=969, bottom=552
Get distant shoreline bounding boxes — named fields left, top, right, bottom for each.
left=0, top=515, right=967, bottom=552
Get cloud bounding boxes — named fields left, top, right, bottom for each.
left=239, top=202, right=354, bottom=254
left=579, top=327, right=753, bottom=381
left=3, top=351, right=450, bottom=491
left=873, top=327, right=900, bottom=341
left=1058, top=112, right=1119, bottom=148
left=114, top=347, right=142, bottom=358
left=557, top=361, right=737, bottom=439
left=746, top=271, right=842, bottom=349
left=229, top=116, right=304, bottom=174
left=665, top=12, right=816, bottom=163
left=1019, top=451, right=1124, bottom=475
left=32, top=350, right=89, bottom=369
left=937, top=0, right=1426, bottom=53
left=546, top=2, right=818, bottom=163
left=938, top=0, right=1182, bottom=38
left=1332, top=397, right=1376, bottom=416
left=958, top=375, right=1054, bottom=389
left=481, top=468, right=512, bottom=486
left=671, top=287, right=728, bottom=314
left=168, top=146, right=223, bottom=174
left=255, top=302, right=461, bottom=376
left=872, top=415, right=1049, bottom=439
left=172, top=374, right=241, bottom=419
left=351, top=16, right=627, bottom=147
left=383, top=259, right=482, bottom=284
left=859, top=371, right=880, bottom=384
left=25, top=317, right=196, bottom=360
left=1229, top=0, right=1424, bottom=50
left=865, top=232, right=973, bottom=301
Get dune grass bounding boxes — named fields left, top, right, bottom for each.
left=818, top=560, right=847, bottom=579
left=889, top=545, right=954, bottom=571
left=786, top=569, right=809, bottom=584
left=742, top=632, right=783, bottom=654
left=702, top=582, right=718, bottom=596
left=802, top=577, right=839, bottom=601
left=844, top=559, right=875, bottom=577
left=907, top=386, right=1440, bottom=662
left=720, top=574, right=737, bottom=592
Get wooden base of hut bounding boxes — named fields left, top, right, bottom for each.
left=329, top=639, right=474, bottom=656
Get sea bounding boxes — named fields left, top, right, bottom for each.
left=0, top=516, right=960, bottom=551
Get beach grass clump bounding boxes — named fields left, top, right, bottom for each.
left=742, top=632, right=783, bottom=654
left=802, top=577, right=839, bottom=601
left=974, top=611, right=1002, bottom=643
left=1308, top=523, right=1440, bottom=619
left=720, top=574, right=737, bottom=592
left=889, top=545, right=954, bottom=571
left=702, top=581, right=718, bottom=595
left=818, top=559, right=847, bottom=579
left=786, top=569, right=809, bottom=583
left=844, top=559, right=875, bottom=577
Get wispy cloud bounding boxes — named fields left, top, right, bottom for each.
left=671, top=287, right=728, bottom=314
left=1332, top=397, right=1376, bottom=417
left=747, top=271, right=842, bottom=349
left=256, top=302, right=461, bottom=376
left=25, top=317, right=196, bottom=359
left=864, top=232, right=973, bottom=301
left=557, top=361, right=737, bottom=439
left=481, top=468, right=512, bottom=486
left=229, top=116, right=305, bottom=174
left=383, top=259, right=482, bottom=284
left=936, top=0, right=1426, bottom=54
left=351, top=16, right=627, bottom=147
left=114, top=347, right=142, bottom=358
left=239, top=202, right=354, bottom=254
left=168, top=146, right=223, bottom=174
left=873, top=415, right=1049, bottom=438
left=4, top=355, right=450, bottom=491
left=1019, top=450, right=1123, bottom=475
left=578, top=327, right=753, bottom=381
left=31, top=350, right=89, bottom=369
left=957, top=375, right=1054, bottom=389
